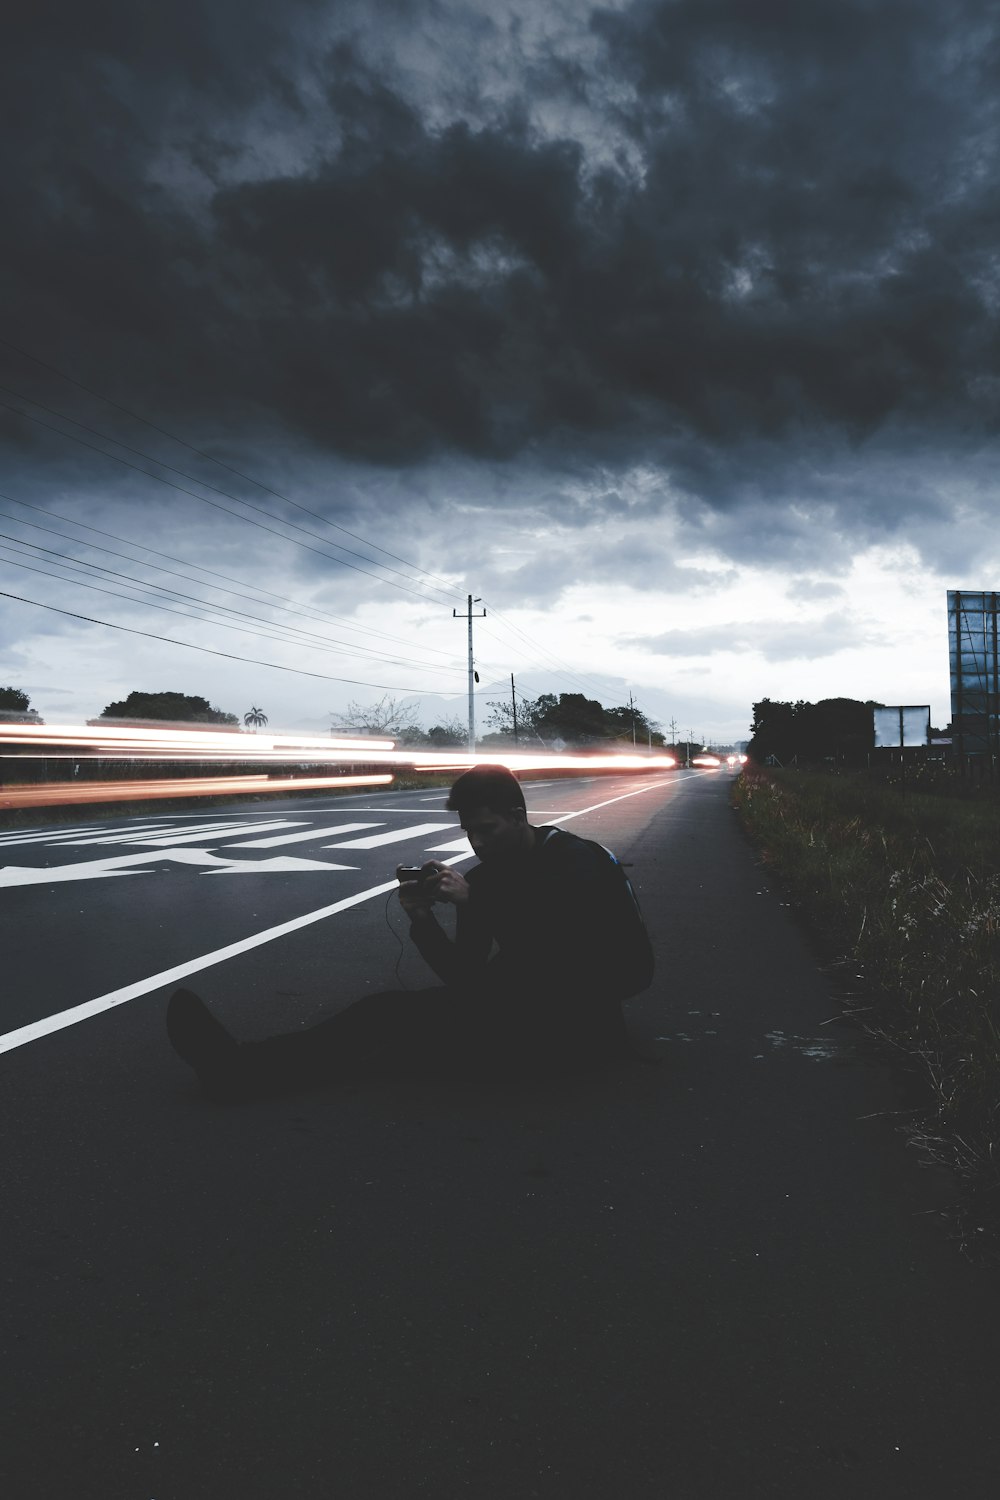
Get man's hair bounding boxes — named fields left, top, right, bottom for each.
left=447, top=765, right=527, bottom=816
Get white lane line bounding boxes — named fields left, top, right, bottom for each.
left=54, top=821, right=247, bottom=846
left=0, top=852, right=474, bottom=1055
left=227, top=822, right=382, bottom=849
left=103, top=820, right=308, bottom=847
left=309, top=806, right=457, bottom=814
left=425, top=836, right=472, bottom=853
left=0, top=827, right=109, bottom=848
left=4, top=822, right=172, bottom=846
left=47, top=822, right=180, bottom=846
left=542, top=778, right=676, bottom=823
left=0, top=847, right=361, bottom=888
left=323, top=822, right=454, bottom=849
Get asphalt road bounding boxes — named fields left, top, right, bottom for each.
left=2, top=770, right=1000, bottom=1499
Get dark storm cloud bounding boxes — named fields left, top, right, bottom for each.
left=3, top=0, right=999, bottom=541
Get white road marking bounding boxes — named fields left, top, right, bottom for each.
left=0, top=827, right=111, bottom=848
left=45, top=822, right=182, bottom=846
left=227, top=822, right=381, bottom=849
left=424, top=836, right=473, bottom=853
left=424, top=781, right=672, bottom=851
left=540, top=779, right=675, bottom=822
left=53, top=821, right=246, bottom=845
left=201, top=854, right=359, bottom=875
left=0, top=846, right=359, bottom=887
left=71, top=820, right=308, bottom=847
left=0, top=852, right=474, bottom=1055
left=0, top=777, right=683, bottom=1054
left=310, top=805, right=455, bottom=813
left=323, top=822, right=454, bottom=849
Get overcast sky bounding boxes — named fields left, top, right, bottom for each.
left=3, top=0, right=998, bottom=743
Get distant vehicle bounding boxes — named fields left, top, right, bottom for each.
left=726, top=754, right=749, bottom=767
left=691, top=754, right=722, bottom=768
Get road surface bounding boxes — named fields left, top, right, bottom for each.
left=2, top=770, right=999, bottom=1499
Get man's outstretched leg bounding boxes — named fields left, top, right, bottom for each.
left=166, top=989, right=245, bottom=1098
left=166, top=985, right=465, bottom=1099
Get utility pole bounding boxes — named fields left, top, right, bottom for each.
left=669, top=718, right=678, bottom=746
left=454, top=594, right=486, bottom=752
left=511, top=673, right=519, bottom=746
left=628, top=691, right=636, bottom=747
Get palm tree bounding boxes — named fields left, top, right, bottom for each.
left=243, top=705, right=268, bottom=731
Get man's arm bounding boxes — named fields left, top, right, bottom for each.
left=398, top=863, right=492, bottom=989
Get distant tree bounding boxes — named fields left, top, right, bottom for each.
left=748, top=696, right=880, bottom=766
left=0, top=686, right=43, bottom=723
left=330, top=694, right=424, bottom=743
left=604, top=704, right=665, bottom=747
left=748, top=699, right=798, bottom=764
left=536, top=692, right=637, bottom=747
left=426, top=716, right=467, bottom=748
left=487, top=691, right=663, bottom=749
left=485, top=699, right=517, bottom=737
left=243, top=705, right=269, bottom=731
left=485, top=695, right=543, bottom=745
left=98, top=691, right=239, bottom=725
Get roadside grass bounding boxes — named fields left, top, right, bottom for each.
left=732, top=764, right=1000, bottom=1238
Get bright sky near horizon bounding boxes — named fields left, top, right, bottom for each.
left=3, top=0, right=995, bottom=742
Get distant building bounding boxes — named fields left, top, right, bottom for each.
left=948, top=590, right=1000, bottom=761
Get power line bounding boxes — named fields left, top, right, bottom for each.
left=0, top=347, right=664, bottom=723
left=0, top=519, right=463, bottom=674
left=477, top=609, right=631, bottom=704
left=0, top=588, right=462, bottom=695
left=0, top=336, right=463, bottom=599
left=0, top=549, right=464, bottom=680
left=0, top=492, right=456, bottom=657
left=477, top=608, right=665, bottom=733
left=481, top=599, right=664, bottom=722
left=0, top=394, right=463, bottom=609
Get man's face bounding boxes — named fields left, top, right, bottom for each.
left=460, top=804, right=528, bottom=863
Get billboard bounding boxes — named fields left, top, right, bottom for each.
left=948, top=590, right=1000, bottom=757
left=873, top=706, right=930, bottom=748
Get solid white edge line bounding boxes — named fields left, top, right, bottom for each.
left=0, top=854, right=475, bottom=1056
left=544, top=775, right=677, bottom=822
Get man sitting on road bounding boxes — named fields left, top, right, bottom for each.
left=166, top=765, right=654, bottom=1098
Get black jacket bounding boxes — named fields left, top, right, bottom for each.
left=410, top=826, right=653, bottom=1053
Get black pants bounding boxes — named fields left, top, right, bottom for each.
left=231, top=984, right=626, bottom=1092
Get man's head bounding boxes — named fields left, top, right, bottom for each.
left=447, top=766, right=532, bottom=862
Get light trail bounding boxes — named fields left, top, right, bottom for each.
left=0, top=721, right=678, bottom=808
left=0, top=774, right=394, bottom=810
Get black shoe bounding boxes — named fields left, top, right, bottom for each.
left=167, top=988, right=241, bottom=1094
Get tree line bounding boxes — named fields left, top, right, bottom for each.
left=3, top=685, right=664, bottom=749
left=0, top=687, right=242, bottom=727
left=748, top=696, right=884, bottom=766
left=484, top=692, right=663, bottom=749
left=333, top=691, right=663, bottom=748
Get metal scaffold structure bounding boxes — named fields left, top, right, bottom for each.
left=948, top=589, right=1000, bottom=772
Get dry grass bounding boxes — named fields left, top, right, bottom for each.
left=733, top=764, right=1000, bottom=1245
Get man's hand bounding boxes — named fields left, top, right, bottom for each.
left=426, top=865, right=471, bottom=907
left=397, top=860, right=470, bottom=918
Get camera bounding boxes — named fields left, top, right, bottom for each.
left=396, top=865, right=427, bottom=883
